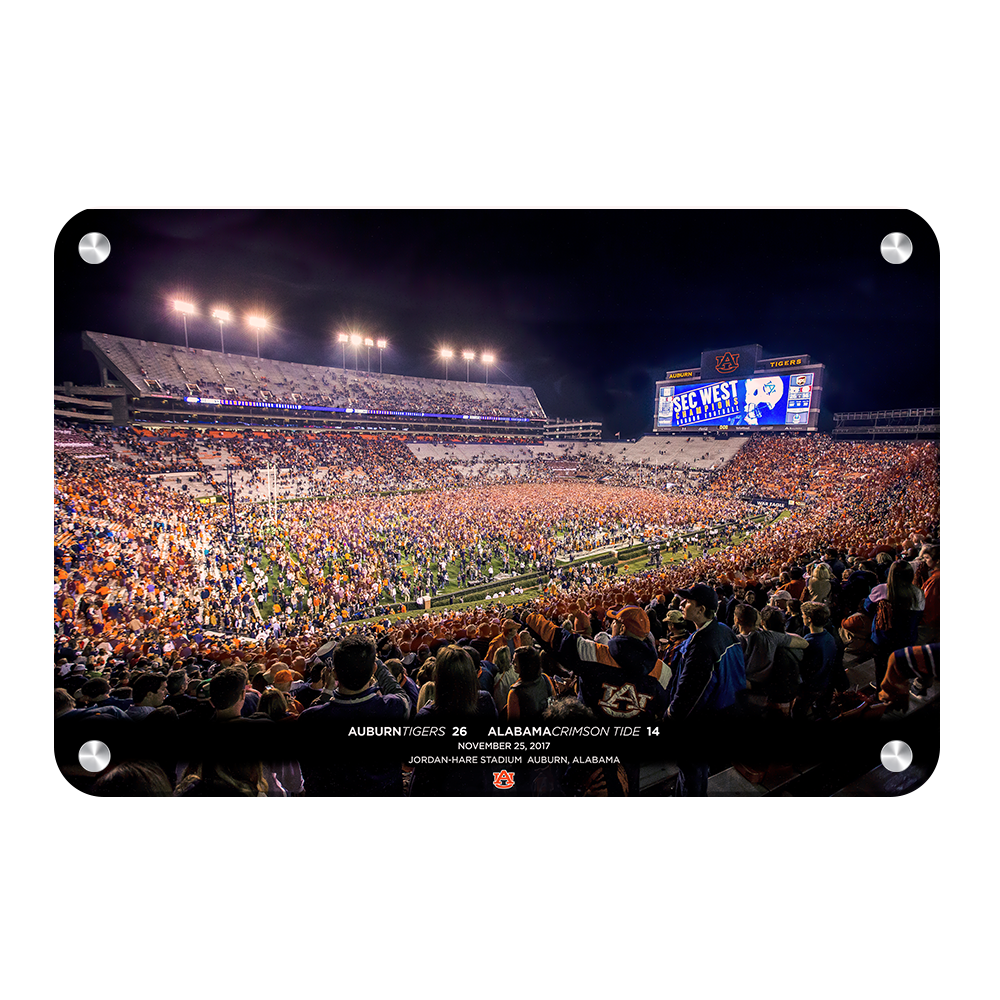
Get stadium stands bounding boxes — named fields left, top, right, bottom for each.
left=407, top=435, right=746, bottom=470
left=54, top=425, right=108, bottom=459
left=83, top=331, right=546, bottom=420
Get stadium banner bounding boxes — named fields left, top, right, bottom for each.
left=738, top=494, right=791, bottom=507
left=656, top=373, right=815, bottom=428
left=700, top=344, right=760, bottom=380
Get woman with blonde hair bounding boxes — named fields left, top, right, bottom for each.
left=415, top=681, right=436, bottom=712
left=806, top=562, right=832, bottom=605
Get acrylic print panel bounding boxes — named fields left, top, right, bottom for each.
left=53, top=209, right=940, bottom=798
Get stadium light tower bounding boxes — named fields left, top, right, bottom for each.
left=247, top=315, right=267, bottom=359
left=364, top=337, right=374, bottom=373
left=440, top=347, right=454, bottom=380
left=337, top=331, right=349, bottom=368
left=174, top=300, right=195, bottom=349
left=462, top=349, right=475, bottom=381
left=350, top=332, right=362, bottom=370
left=376, top=338, right=387, bottom=374
left=482, top=352, right=495, bottom=384
left=212, top=309, right=230, bottom=354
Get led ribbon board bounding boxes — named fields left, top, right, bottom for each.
left=182, top=396, right=533, bottom=423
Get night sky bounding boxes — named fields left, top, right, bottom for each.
left=54, top=209, right=939, bottom=438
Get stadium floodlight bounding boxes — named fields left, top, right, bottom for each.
left=376, top=338, right=387, bottom=374
left=482, top=352, right=494, bottom=384
left=212, top=309, right=230, bottom=353
left=247, top=316, right=268, bottom=359
left=462, top=350, right=475, bottom=381
left=440, top=347, right=454, bottom=380
left=364, top=337, right=375, bottom=372
left=350, top=332, right=362, bottom=370
left=174, top=300, right=195, bottom=350
left=336, top=331, right=349, bottom=368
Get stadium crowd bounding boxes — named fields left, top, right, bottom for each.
left=54, top=423, right=939, bottom=795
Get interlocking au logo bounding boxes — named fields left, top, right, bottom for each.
left=714, top=351, right=740, bottom=374
left=598, top=682, right=652, bottom=718
left=492, top=769, right=515, bottom=789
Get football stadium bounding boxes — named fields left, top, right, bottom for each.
left=54, top=210, right=940, bottom=797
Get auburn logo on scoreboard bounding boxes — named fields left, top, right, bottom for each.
left=714, top=351, right=740, bottom=374
left=492, top=770, right=516, bottom=789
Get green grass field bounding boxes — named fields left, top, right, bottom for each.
left=243, top=501, right=792, bottom=621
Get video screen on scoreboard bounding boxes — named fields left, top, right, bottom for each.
left=656, top=372, right=815, bottom=428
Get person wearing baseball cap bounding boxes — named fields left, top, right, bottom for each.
left=665, top=582, right=746, bottom=796
left=605, top=605, right=653, bottom=639
left=675, top=583, right=719, bottom=618
left=486, top=618, right=521, bottom=667
left=658, top=609, right=695, bottom=673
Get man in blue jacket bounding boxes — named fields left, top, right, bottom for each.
left=665, top=584, right=745, bottom=796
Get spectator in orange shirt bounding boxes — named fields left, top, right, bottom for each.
left=784, top=568, right=807, bottom=601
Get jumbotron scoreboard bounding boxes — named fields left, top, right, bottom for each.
left=653, top=344, right=824, bottom=432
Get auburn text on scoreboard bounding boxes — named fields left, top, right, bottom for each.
left=671, top=380, right=741, bottom=425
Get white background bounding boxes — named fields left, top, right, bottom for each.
left=5, top=3, right=992, bottom=997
